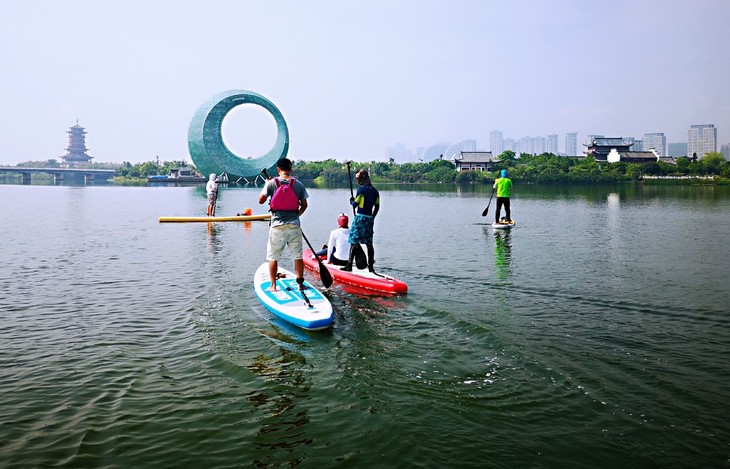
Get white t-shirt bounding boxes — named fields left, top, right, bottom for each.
left=206, top=179, right=217, bottom=196
left=327, top=227, right=350, bottom=262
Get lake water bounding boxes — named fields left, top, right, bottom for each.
left=1, top=182, right=728, bottom=468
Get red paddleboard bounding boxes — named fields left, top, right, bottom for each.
left=303, top=249, right=408, bottom=294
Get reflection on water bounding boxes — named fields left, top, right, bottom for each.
left=606, top=192, right=620, bottom=252
left=206, top=222, right=222, bottom=256
left=482, top=225, right=513, bottom=282
left=493, top=229, right=512, bottom=281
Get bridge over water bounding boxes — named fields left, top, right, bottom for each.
left=0, top=167, right=116, bottom=184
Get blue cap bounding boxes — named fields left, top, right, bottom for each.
left=500, top=169, right=508, bottom=178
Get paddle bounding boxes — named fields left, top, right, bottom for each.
left=261, top=168, right=333, bottom=289
left=344, top=161, right=368, bottom=269
left=481, top=186, right=496, bottom=217
left=300, top=230, right=334, bottom=288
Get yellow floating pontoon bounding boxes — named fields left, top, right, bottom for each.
left=158, top=214, right=271, bottom=223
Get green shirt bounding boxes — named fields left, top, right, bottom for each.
left=493, top=177, right=512, bottom=198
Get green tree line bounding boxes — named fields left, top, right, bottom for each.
left=114, top=160, right=190, bottom=179
left=11, top=152, right=729, bottom=184
left=293, top=151, right=730, bottom=184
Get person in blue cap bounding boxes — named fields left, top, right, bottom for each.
left=493, top=169, right=513, bottom=224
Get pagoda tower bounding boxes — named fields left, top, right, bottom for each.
left=59, top=120, right=93, bottom=167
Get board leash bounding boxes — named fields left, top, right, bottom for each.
left=299, top=288, right=313, bottom=309
left=286, top=284, right=313, bottom=308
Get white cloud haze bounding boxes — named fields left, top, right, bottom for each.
left=1, top=0, right=728, bottom=165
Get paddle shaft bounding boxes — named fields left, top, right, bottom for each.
left=261, top=168, right=333, bottom=288
left=481, top=186, right=496, bottom=217
left=345, top=161, right=356, bottom=217
left=300, top=230, right=333, bottom=288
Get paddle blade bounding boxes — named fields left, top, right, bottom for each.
left=317, top=259, right=333, bottom=288
left=300, top=229, right=333, bottom=288
left=354, top=244, right=367, bottom=269
left=482, top=188, right=495, bottom=217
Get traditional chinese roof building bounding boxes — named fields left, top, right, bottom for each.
left=584, top=137, right=633, bottom=161
left=59, top=122, right=93, bottom=167
left=452, top=151, right=498, bottom=172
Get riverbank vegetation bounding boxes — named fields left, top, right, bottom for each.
left=113, top=160, right=190, bottom=180
left=8, top=152, right=729, bottom=185
left=295, top=151, right=730, bottom=184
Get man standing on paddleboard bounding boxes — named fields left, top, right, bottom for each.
left=342, top=169, right=379, bottom=272
left=493, top=169, right=513, bottom=224
left=206, top=173, right=218, bottom=216
left=258, top=158, right=309, bottom=291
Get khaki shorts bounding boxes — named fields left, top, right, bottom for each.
left=266, top=225, right=303, bottom=261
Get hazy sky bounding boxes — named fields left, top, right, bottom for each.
left=1, top=0, right=728, bottom=165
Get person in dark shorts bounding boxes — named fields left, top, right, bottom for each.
left=342, top=169, right=379, bottom=272
left=493, top=169, right=513, bottom=224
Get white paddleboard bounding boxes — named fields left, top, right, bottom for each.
left=492, top=219, right=516, bottom=229
left=253, top=263, right=334, bottom=331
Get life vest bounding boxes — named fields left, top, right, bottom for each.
left=269, top=177, right=300, bottom=211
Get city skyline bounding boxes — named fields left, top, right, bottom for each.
left=390, top=124, right=711, bottom=163
left=1, top=1, right=728, bottom=166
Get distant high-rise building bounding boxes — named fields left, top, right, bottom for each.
left=668, top=142, right=688, bottom=157
left=533, top=136, right=546, bottom=155
left=643, top=133, right=667, bottom=156
left=503, top=138, right=516, bottom=153
left=461, top=139, right=477, bottom=152
left=688, top=124, right=717, bottom=159
left=622, top=137, right=643, bottom=151
left=585, top=134, right=605, bottom=146
left=517, top=137, right=531, bottom=156
left=513, top=136, right=546, bottom=156
left=490, top=130, right=504, bottom=156
left=721, top=143, right=730, bottom=162
left=565, top=132, right=577, bottom=156
left=59, top=121, right=93, bottom=167
left=547, top=134, right=559, bottom=155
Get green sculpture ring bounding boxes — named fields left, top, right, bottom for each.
left=188, top=89, right=289, bottom=180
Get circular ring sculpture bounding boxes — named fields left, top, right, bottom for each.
left=188, top=89, right=289, bottom=181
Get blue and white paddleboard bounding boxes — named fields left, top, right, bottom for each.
left=253, top=263, right=334, bottom=331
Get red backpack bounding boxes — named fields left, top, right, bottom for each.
left=269, top=177, right=300, bottom=211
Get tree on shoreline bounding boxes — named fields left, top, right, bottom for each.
left=117, top=153, right=729, bottom=183
left=12, top=152, right=727, bottom=183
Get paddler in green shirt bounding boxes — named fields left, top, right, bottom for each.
left=493, top=169, right=513, bottom=224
